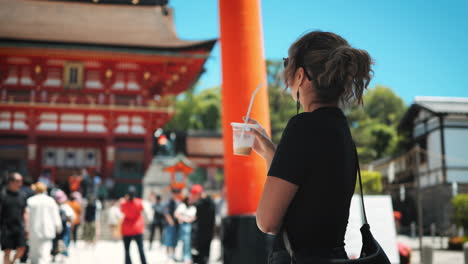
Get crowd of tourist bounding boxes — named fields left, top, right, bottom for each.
left=0, top=170, right=221, bottom=264
left=0, top=171, right=103, bottom=264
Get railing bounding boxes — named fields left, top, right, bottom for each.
left=0, top=93, right=175, bottom=113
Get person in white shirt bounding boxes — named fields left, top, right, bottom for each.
left=175, top=197, right=197, bottom=264
left=27, top=182, right=62, bottom=264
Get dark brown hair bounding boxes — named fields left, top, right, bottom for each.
left=283, top=31, right=373, bottom=105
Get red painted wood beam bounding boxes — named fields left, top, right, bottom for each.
left=219, top=0, right=271, bottom=215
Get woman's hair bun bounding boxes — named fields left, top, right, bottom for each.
left=283, top=31, right=374, bottom=105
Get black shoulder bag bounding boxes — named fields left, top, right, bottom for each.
left=269, top=146, right=392, bottom=264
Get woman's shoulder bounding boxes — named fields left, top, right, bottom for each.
left=293, top=107, right=346, bottom=127
left=284, top=112, right=320, bottom=131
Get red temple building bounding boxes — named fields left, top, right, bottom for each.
left=0, top=0, right=215, bottom=194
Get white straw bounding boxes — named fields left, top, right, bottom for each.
left=244, top=82, right=264, bottom=125
left=240, top=82, right=263, bottom=140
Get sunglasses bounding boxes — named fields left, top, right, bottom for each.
left=282, top=57, right=312, bottom=81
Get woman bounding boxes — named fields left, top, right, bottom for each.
left=120, top=186, right=147, bottom=264
left=67, top=192, right=82, bottom=245
left=52, top=190, right=76, bottom=261
left=175, top=197, right=197, bottom=264
left=251, top=31, right=373, bottom=263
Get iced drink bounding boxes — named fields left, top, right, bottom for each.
left=231, top=122, right=258, bottom=156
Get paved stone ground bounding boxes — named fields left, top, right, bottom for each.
left=61, top=239, right=221, bottom=264
left=4, top=236, right=465, bottom=264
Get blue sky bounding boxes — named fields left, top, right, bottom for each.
left=170, top=0, right=468, bottom=104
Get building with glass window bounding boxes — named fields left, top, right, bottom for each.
left=0, top=0, right=215, bottom=195
left=369, top=96, right=468, bottom=234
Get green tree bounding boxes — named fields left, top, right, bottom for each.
left=266, top=60, right=297, bottom=143
left=363, top=85, right=406, bottom=127
left=452, top=194, right=468, bottom=233
left=164, top=87, right=196, bottom=132
left=192, top=88, right=221, bottom=130
left=164, top=86, right=221, bottom=132
left=347, top=85, right=407, bottom=163
left=355, top=170, right=383, bottom=195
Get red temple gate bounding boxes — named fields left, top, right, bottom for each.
left=0, top=0, right=215, bottom=194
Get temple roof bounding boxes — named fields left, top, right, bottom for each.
left=0, top=0, right=215, bottom=50
left=399, top=96, right=468, bottom=131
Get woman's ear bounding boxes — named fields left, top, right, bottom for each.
left=294, top=67, right=305, bottom=87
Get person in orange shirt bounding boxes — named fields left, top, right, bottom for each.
left=68, top=172, right=82, bottom=194
left=67, top=192, right=82, bottom=245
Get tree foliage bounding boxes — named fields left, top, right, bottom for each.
left=266, top=60, right=297, bottom=143
left=363, top=86, right=406, bottom=126
left=355, top=170, right=383, bottom=195
left=452, top=194, right=468, bottom=232
left=164, top=86, right=221, bottom=132
left=347, top=85, right=407, bottom=164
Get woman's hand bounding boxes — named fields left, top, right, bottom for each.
left=244, top=117, right=276, bottom=168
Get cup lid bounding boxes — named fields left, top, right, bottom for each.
left=230, top=122, right=259, bottom=129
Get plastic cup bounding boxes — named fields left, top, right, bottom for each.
left=231, top=122, right=258, bottom=156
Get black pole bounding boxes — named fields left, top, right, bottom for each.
left=439, top=116, right=447, bottom=182
left=415, top=145, right=424, bottom=263
left=221, top=215, right=273, bottom=264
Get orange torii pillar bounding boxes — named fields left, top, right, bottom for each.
left=219, top=0, right=272, bottom=262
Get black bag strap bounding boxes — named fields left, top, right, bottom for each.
left=354, top=144, right=368, bottom=225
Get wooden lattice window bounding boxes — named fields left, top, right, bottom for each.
left=63, top=62, right=84, bottom=89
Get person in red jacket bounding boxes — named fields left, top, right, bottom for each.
left=120, top=186, right=147, bottom=264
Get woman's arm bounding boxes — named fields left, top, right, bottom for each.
left=256, top=176, right=298, bottom=235
left=164, top=213, right=175, bottom=226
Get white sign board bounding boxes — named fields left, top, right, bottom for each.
left=344, top=195, right=400, bottom=264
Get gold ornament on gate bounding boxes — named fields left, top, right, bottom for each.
left=105, top=69, right=113, bottom=79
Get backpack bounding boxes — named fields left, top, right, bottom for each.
left=59, top=208, right=68, bottom=231
left=153, top=203, right=164, bottom=222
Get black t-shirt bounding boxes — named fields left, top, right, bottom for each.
left=0, top=190, right=27, bottom=233
left=268, top=107, right=357, bottom=255
left=85, top=202, right=97, bottom=222
left=192, top=196, right=216, bottom=247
